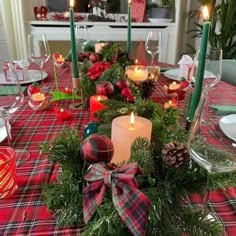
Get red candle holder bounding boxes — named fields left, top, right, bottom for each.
left=55, top=107, right=71, bottom=121
left=164, top=97, right=178, bottom=109
left=90, top=95, right=108, bottom=121
left=163, top=82, right=186, bottom=101
left=0, top=147, right=18, bottom=199
left=61, top=87, right=72, bottom=95
left=28, top=92, right=49, bottom=111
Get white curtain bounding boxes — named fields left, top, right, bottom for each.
left=0, top=0, right=28, bottom=60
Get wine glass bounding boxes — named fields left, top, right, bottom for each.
left=28, top=34, right=50, bottom=93
left=145, top=30, right=162, bottom=66
left=76, top=25, right=89, bottom=53
left=187, top=47, right=236, bottom=173
left=0, top=63, right=30, bottom=166
left=186, top=48, right=234, bottom=229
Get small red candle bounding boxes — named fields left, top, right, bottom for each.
left=90, top=95, right=108, bottom=121
left=61, top=87, right=72, bottom=95
left=168, top=82, right=180, bottom=93
left=56, top=108, right=71, bottom=121
left=164, top=98, right=177, bottom=109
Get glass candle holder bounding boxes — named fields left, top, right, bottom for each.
left=0, top=147, right=18, bottom=199
left=125, top=65, right=148, bottom=85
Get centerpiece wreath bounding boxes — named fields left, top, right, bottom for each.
left=40, top=43, right=236, bottom=236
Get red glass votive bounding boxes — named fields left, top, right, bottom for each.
left=0, top=146, right=18, bottom=199
left=90, top=95, right=108, bottom=121
left=61, top=87, right=72, bottom=95
left=55, top=108, right=71, bottom=121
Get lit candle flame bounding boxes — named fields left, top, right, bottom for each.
left=65, top=87, right=68, bottom=91
left=70, top=0, right=74, bottom=8
left=134, top=67, right=141, bottom=75
left=130, top=112, right=135, bottom=126
left=202, top=6, right=209, bottom=21
left=60, top=108, right=64, bottom=112
left=172, top=81, right=176, bottom=85
left=135, top=59, right=138, bottom=64
left=128, top=0, right=132, bottom=5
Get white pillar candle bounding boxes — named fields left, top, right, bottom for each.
left=111, top=113, right=152, bottom=164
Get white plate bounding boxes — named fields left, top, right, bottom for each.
left=0, top=119, right=10, bottom=143
left=164, top=68, right=213, bottom=81
left=0, top=70, right=48, bottom=85
left=149, top=18, right=173, bottom=23
left=219, top=114, right=236, bottom=142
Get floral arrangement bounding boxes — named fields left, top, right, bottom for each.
left=39, top=42, right=236, bottom=236
left=87, top=61, right=111, bottom=80
left=78, top=43, right=156, bottom=104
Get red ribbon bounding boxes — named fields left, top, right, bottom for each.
left=83, top=162, right=150, bottom=236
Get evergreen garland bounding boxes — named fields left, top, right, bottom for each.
left=39, top=99, right=236, bottom=235
left=39, top=43, right=236, bottom=235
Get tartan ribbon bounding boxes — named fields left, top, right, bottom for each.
left=83, top=162, right=150, bottom=236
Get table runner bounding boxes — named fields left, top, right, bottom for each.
left=0, top=61, right=236, bottom=235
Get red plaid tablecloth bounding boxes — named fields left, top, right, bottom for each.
left=0, top=61, right=236, bottom=236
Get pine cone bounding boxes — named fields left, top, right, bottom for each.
left=162, top=142, right=190, bottom=168
left=139, top=79, right=156, bottom=99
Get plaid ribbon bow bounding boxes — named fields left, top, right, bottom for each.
left=83, top=162, right=150, bottom=236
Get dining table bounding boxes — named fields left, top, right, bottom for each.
left=0, top=60, right=236, bottom=236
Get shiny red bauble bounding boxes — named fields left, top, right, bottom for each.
left=80, top=134, right=114, bottom=164
left=115, top=79, right=129, bottom=91
left=96, top=81, right=114, bottom=97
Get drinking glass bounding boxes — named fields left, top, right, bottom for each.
left=76, top=25, right=89, bottom=53
left=0, top=63, right=30, bottom=166
left=28, top=34, right=50, bottom=93
left=187, top=48, right=234, bottom=232
left=187, top=47, right=236, bottom=173
left=145, top=30, right=162, bottom=66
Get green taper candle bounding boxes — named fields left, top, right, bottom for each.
left=127, top=0, right=132, bottom=58
left=188, top=6, right=210, bottom=122
left=69, top=0, right=79, bottom=78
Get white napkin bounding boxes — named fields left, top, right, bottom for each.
left=13, top=60, right=29, bottom=80
left=13, top=60, right=29, bottom=69
left=178, top=55, right=193, bottom=80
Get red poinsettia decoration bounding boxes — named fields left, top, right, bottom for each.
left=87, top=62, right=111, bottom=80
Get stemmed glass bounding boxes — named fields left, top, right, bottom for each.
left=0, top=63, right=30, bottom=166
left=76, top=25, right=89, bottom=53
left=145, top=30, right=162, bottom=66
left=188, top=47, right=236, bottom=173
left=186, top=48, right=235, bottom=229
left=28, top=34, right=50, bottom=93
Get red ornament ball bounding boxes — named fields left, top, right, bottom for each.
left=115, top=79, right=129, bottom=91
left=121, top=87, right=132, bottom=98
left=81, top=134, right=114, bottom=164
left=96, top=81, right=114, bottom=97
